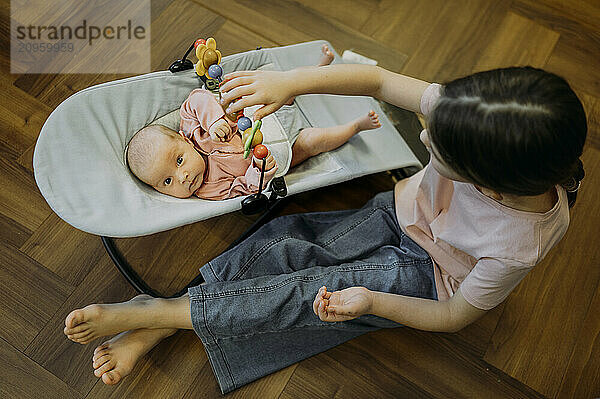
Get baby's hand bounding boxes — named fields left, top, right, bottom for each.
left=254, top=151, right=276, bottom=171
left=209, top=119, right=231, bottom=142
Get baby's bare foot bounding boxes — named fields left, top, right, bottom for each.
left=318, top=44, right=334, bottom=66
left=64, top=294, right=155, bottom=345
left=92, top=328, right=177, bottom=385
left=355, top=110, right=381, bottom=131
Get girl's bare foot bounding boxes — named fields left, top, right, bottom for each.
left=64, top=294, right=191, bottom=345
left=318, top=44, right=335, bottom=66
left=64, top=294, right=153, bottom=344
left=92, top=328, right=177, bottom=385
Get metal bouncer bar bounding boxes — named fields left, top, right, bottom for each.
left=102, top=193, right=290, bottom=298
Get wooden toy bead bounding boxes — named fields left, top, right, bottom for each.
left=242, top=127, right=263, bottom=148
left=238, top=116, right=252, bottom=131
left=203, top=49, right=219, bottom=67
left=253, top=144, right=268, bottom=159
left=208, top=64, right=223, bottom=80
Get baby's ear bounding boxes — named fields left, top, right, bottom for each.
left=179, top=132, right=195, bottom=146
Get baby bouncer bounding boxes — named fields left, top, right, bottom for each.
left=33, top=39, right=422, bottom=297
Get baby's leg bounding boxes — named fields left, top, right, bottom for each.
left=290, top=110, right=381, bottom=168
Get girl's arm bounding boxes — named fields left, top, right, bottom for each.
left=220, top=65, right=431, bottom=120
left=375, top=67, right=431, bottom=113
left=314, top=286, right=486, bottom=333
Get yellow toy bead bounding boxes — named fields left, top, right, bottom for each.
left=242, top=127, right=263, bottom=147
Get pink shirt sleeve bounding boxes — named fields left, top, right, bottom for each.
left=420, top=83, right=442, bottom=116
left=459, top=258, right=532, bottom=310
left=180, top=89, right=236, bottom=142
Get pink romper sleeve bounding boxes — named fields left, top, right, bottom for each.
left=179, top=89, right=236, bottom=141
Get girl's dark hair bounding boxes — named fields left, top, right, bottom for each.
left=428, top=67, right=587, bottom=207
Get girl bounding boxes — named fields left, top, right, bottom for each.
left=63, top=64, right=586, bottom=393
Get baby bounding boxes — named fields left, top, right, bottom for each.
left=127, top=45, right=382, bottom=200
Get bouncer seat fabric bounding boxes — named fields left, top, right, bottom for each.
left=33, top=40, right=420, bottom=238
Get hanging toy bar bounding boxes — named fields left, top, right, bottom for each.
left=240, top=143, right=270, bottom=214
left=193, top=37, right=270, bottom=213
left=239, top=117, right=268, bottom=213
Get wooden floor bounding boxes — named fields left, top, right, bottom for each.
left=1, top=0, right=599, bottom=398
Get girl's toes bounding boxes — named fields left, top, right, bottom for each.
left=64, top=323, right=88, bottom=336
left=74, top=334, right=95, bottom=345
left=70, top=330, right=92, bottom=340
left=94, top=344, right=109, bottom=355
left=65, top=327, right=87, bottom=338
left=79, top=336, right=97, bottom=345
left=75, top=333, right=94, bottom=343
left=67, top=332, right=91, bottom=343
left=93, top=354, right=111, bottom=369
left=75, top=336, right=92, bottom=345
left=93, top=348, right=110, bottom=362
left=94, top=359, right=115, bottom=377
left=65, top=309, right=85, bottom=329
left=102, top=370, right=121, bottom=385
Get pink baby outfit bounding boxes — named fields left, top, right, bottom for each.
left=179, top=89, right=277, bottom=200
left=394, top=83, right=570, bottom=310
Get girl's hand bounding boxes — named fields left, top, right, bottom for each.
left=313, top=286, right=374, bottom=322
left=219, top=70, right=295, bottom=121
left=209, top=119, right=231, bottom=142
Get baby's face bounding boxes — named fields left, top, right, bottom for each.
left=145, top=133, right=206, bottom=198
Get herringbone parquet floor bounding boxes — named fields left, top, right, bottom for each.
left=1, top=1, right=599, bottom=398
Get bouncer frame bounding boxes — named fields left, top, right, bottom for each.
left=101, top=43, right=423, bottom=298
